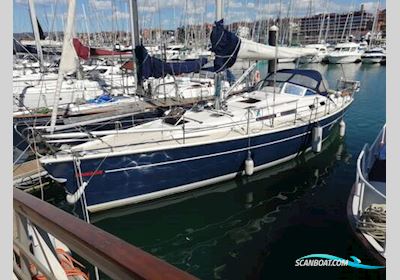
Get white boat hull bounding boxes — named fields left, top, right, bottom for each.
left=361, top=57, right=384, bottom=64
left=298, top=55, right=324, bottom=64
left=327, top=54, right=361, bottom=64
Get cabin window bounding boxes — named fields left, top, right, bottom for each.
left=341, top=47, right=350, bottom=52
left=290, top=74, right=318, bottom=89
left=350, top=47, right=357, bottom=52
left=259, top=72, right=291, bottom=90
left=265, top=72, right=292, bottom=83
left=319, top=79, right=329, bottom=93
left=281, top=83, right=306, bottom=96
left=305, top=89, right=315, bottom=96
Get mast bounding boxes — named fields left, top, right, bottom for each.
left=318, top=0, right=328, bottom=43
left=324, top=1, right=330, bottom=42
left=270, top=25, right=278, bottom=127
left=82, top=3, right=91, bottom=46
left=278, top=0, right=283, bottom=44
left=50, top=3, right=58, bottom=42
left=369, top=0, right=381, bottom=48
left=341, top=11, right=350, bottom=42
left=49, top=0, right=77, bottom=133
left=215, top=0, right=223, bottom=22
left=129, top=0, right=144, bottom=95
left=214, top=0, right=223, bottom=111
left=348, top=1, right=355, bottom=40
left=28, top=0, right=44, bottom=71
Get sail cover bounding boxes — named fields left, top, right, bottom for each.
left=73, top=38, right=132, bottom=60
left=210, top=19, right=317, bottom=68
left=210, top=19, right=241, bottom=72
left=238, top=38, right=317, bottom=60
left=121, top=45, right=208, bottom=81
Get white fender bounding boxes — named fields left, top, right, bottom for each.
left=312, top=126, right=323, bottom=153
left=245, top=152, right=254, bottom=176
left=339, top=119, right=346, bottom=137
left=66, top=182, right=88, bottom=204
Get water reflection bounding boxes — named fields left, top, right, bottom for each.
left=93, top=127, right=348, bottom=279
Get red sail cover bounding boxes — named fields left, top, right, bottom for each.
left=121, top=60, right=135, bottom=70
left=73, top=38, right=132, bottom=60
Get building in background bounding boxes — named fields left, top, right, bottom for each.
left=377, top=9, right=386, bottom=38
left=220, top=4, right=384, bottom=46
left=295, top=4, right=374, bottom=44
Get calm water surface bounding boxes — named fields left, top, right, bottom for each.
left=52, top=62, right=386, bottom=279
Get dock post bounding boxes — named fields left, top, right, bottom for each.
left=268, top=25, right=278, bottom=74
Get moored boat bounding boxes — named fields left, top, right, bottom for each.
left=361, top=48, right=386, bottom=64
left=298, top=44, right=329, bottom=64
left=40, top=68, right=360, bottom=212
left=327, top=42, right=362, bottom=64
left=347, top=124, right=386, bottom=265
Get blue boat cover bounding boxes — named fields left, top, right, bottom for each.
left=210, top=19, right=241, bottom=72
left=264, top=69, right=329, bottom=96
left=87, top=94, right=114, bottom=104
left=134, top=45, right=208, bottom=82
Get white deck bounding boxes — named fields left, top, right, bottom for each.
left=42, top=88, right=351, bottom=163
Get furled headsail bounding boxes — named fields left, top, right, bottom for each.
left=121, top=45, right=208, bottom=81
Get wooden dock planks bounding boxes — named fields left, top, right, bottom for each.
left=13, top=159, right=47, bottom=184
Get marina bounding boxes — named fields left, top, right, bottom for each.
left=12, top=0, right=387, bottom=279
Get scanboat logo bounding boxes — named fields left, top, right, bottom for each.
left=295, top=254, right=385, bottom=269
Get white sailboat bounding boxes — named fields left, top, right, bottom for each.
left=298, top=44, right=329, bottom=63
left=39, top=8, right=360, bottom=212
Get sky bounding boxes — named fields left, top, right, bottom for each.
left=13, top=0, right=386, bottom=34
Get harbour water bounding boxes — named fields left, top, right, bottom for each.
left=47, top=62, right=385, bottom=279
